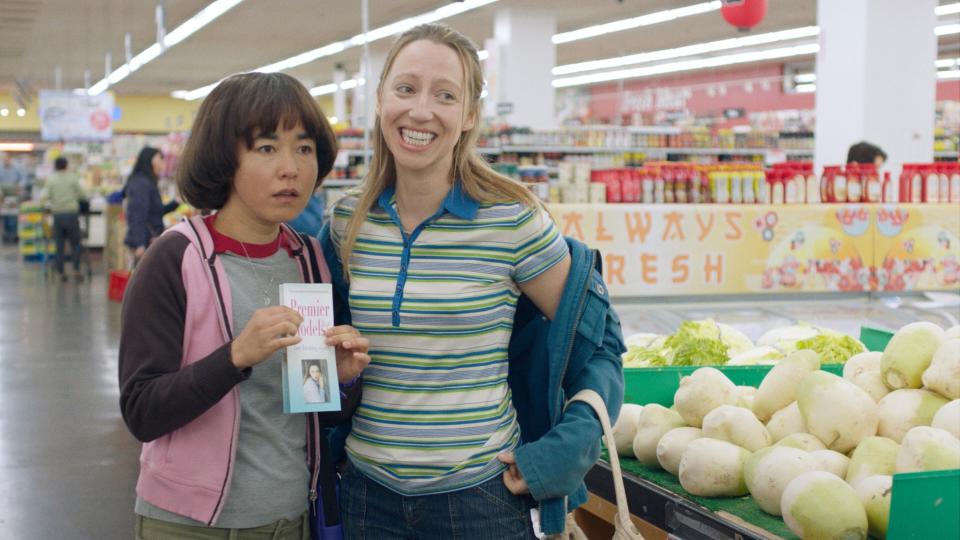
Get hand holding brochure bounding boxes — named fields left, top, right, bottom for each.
left=279, top=283, right=341, bottom=413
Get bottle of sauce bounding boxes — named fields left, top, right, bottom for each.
left=950, top=163, right=960, bottom=204
left=924, top=165, right=940, bottom=203
left=730, top=168, right=744, bottom=204
left=938, top=163, right=950, bottom=204
left=793, top=168, right=806, bottom=204
left=846, top=163, right=862, bottom=203
left=743, top=170, right=757, bottom=204
left=864, top=164, right=881, bottom=203
left=675, top=167, right=689, bottom=204
left=700, top=169, right=712, bottom=204
left=771, top=171, right=785, bottom=204
left=834, top=167, right=848, bottom=203
left=641, top=168, right=654, bottom=204
left=758, top=169, right=770, bottom=204
left=712, top=170, right=730, bottom=204
left=882, top=171, right=897, bottom=203
left=688, top=167, right=701, bottom=204
left=910, top=165, right=923, bottom=203
left=821, top=166, right=835, bottom=203
left=805, top=164, right=820, bottom=204
left=663, top=166, right=675, bottom=204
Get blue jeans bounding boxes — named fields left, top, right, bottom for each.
left=340, top=461, right=536, bottom=540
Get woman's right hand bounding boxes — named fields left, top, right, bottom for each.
left=231, top=306, right=303, bottom=369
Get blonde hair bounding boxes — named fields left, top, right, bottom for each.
left=338, top=23, right=544, bottom=278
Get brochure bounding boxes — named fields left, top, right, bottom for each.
left=279, top=283, right=341, bottom=413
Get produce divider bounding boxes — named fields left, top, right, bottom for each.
left=545, top=203, right=960, bottom=298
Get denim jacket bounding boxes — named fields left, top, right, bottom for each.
left=319, top=225, right=626, bottom=535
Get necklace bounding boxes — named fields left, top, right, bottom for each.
left=238, top=241, right=277, bottom=307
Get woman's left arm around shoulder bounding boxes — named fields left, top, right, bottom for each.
left=516, top=254, right=571, bottom=320
left=501, top=260, right=626, bottom=500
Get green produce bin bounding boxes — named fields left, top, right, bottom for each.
left=860, top=325, right=895, bottom=352
left=623, top=364, right=844, bottom=406
left=887, top=469, right=960, bottom=539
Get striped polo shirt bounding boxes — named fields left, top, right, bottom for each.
left=331, top=182, right=568, bottom=495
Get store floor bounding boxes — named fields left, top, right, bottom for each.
left=0, top=244, right=139, bottom=539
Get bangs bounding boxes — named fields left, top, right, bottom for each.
left=236, top=75, right=326, bottom=147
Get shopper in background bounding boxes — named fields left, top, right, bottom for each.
left=43, top=156, right=86, bottom=282
left=320, top=23, right=625, bottom=538
left=118, top=72, right=370, bottom=539
left=122, top=146, right=179, bottom=266
left=0, top=152, right=25, bottom=198
left=846, top=141, right=888, bottom=168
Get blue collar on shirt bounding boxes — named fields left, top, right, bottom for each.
left=377, top=180, right=479, bottom=221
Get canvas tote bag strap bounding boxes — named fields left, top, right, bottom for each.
left=565, top=390, right=645, bottom=540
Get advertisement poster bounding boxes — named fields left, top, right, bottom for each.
left=39, top=90, right=114, bottom=142
left=548, top=203, right=960, bottom=298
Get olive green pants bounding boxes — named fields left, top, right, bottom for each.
left=135, top=513, right=309, bottom=540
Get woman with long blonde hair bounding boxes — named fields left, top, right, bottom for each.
left=320, top=23, right=625, bottom=538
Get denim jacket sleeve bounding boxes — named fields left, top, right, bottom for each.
left=513, top=274, right=626, bottom=502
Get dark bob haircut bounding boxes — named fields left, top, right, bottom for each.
left=178, top=72, right=338, bottom=210
left=846, top=141, right=887, bottom=165
left=54, top=156, right=68, bottom=170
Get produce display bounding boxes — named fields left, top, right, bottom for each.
left=622, top=319, right=866, bottom=367
left=612, top=322, right=960, bottom=539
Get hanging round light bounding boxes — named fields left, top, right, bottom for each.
left=721, top=0, right=767, bottom=31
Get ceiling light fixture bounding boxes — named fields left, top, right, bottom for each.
left=552, top=1, right=721, bottom=44
left=936, top=23, right=960, bottom=35
left=0, top=142, right=35, bottom=151
left=553, top=43, right=820, bottom=88
left=554, top=26, right=820, bottom=75
left=90, top=0, right=245, bottom=95
left=174, top=0, right=498, bottom=100
left=794, top=83, right=816, bottom=93
left=935, top=2, right=960, bottom=16
left=938, top=69, right=960, bottom=79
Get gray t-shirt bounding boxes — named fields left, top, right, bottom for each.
left=136, top=249, right=307, bottom=528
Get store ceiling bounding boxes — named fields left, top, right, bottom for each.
left=0, top=0, right=954, bottom=98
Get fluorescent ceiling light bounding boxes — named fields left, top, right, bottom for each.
left=936, top=23, right=960, bottom=35
left=794, top=73, right=816, bottom=83
left=164, top=0, right=244, bottom=47
left=310, top=83, right=339, bottom=97
left=553, top=43, right=820, bottom=88
left=90, top=0, right=244, bottom=95
left=553, top=1, right=721, bottom=44
left=936, top=58, right=959, bottom=68
left=554, top=26, right=819, bottom=75
left=174, top=0, right=497, bottom=100
left=936, top=3, right=960, bottom=16
left=478, top=50, right=489, bottom=61
left=938, top=69, right=960, bottom=79
left=0, top=142, right=34, bottom=151
left=794, top=83, right=816, bottom=93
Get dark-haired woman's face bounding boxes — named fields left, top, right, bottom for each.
left=151, top=153, right=165, bottom=176
left=224, top=122, right=317, bottom=228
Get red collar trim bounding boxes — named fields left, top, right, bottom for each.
left=203, top=214, right=297, bottom=258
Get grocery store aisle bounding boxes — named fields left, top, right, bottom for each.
left=0, top=244, right=139, bottom=539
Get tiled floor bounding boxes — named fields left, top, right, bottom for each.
left=0, top=244, right=140, bottom=539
